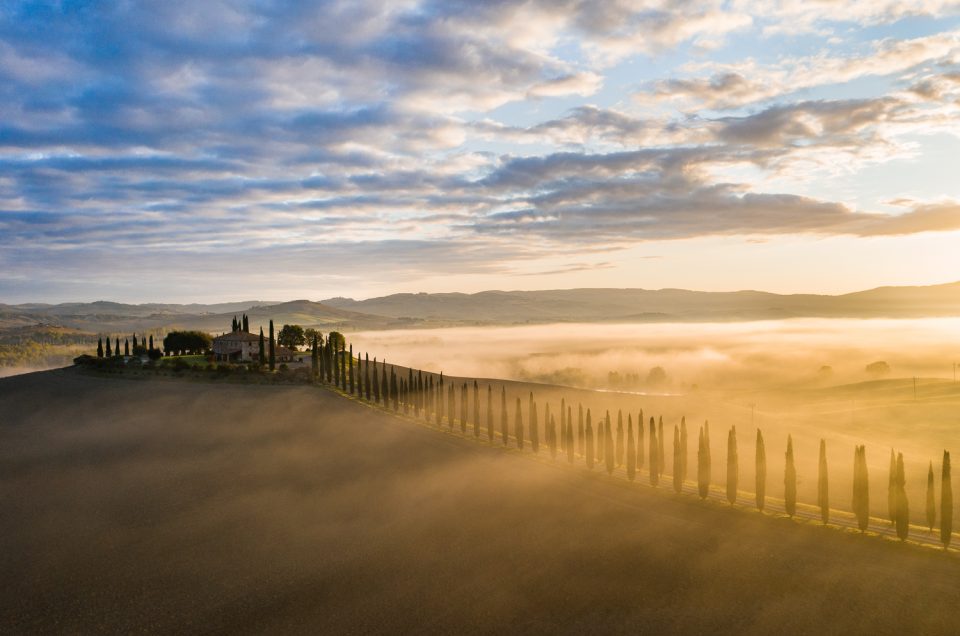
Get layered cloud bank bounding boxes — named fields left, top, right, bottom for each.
left=2, top=1, right=960, bottom=300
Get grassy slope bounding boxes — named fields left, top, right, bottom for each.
left=1, top=369, right=959, bottom=634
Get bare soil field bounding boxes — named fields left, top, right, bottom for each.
left=2, top=369, right=959, bottom=634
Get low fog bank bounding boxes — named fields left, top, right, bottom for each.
left=2, top=370, right=959, bottom=633
left=349, top=318, right=960, bottom=391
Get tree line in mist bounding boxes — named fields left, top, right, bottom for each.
left=306, top=330, right=956, bottom=550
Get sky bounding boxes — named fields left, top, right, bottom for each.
left=2, top=1, right=960, bottom=303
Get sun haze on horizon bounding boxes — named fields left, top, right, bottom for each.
left=2, top=2, right=960, bottom=303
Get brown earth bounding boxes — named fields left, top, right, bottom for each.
left=1, top=368, right=958, bottom=634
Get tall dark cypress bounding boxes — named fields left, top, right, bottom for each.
left=382, top=363, right=389, bottom=408
left=697, top=425, right=709, bottom=499
left=448, top=382, right=455, bottom=429
left=637, top=411, right=645, bottom=471
left=649, top=417, right=659, bottom=487
left=895, top=452, right=909, bottom=541
left=679, top=416, right=688, bottom=483
left=311, top=335, right=319, bottom=379
left=486, top=385, right=494, bottom=442
left=548, top=415, right=558, bottom=459
left=408, top=368, right=414, bottom=412
left=626, top=416, right=636, bottom=481
left=530, top=398, right=539, bottom=454
left=365, top=354, right=371, bottom=400
left=500, top=387, right=509, bottom=445
left=585, top=409, right=594, bottom=469
left=436, top=374, right=443, bottom=423
left=242, top=314, right=249, bottom=332
left=888, top=448, right=897, bottom=525
left=391, top=367, right=399, bottom=411
left=372, top=358, right=380, bottom=402
left=115, top=338, right=120, bottom=356
left=566, top=406, right=574, bottom=464
left=673, top=425, right=682, bottom=493
left=473, top=380, right=480, bottom=437
left=460, top=383, right=468, bottom=433
left=853, top=445, right=869, bottom=532
left=560, top=398, right=566, bottom=453
left=348, top=344, right=354, bottom=394
left=97, top=338, right=104, bottom=358
left=149, top=334, right=154, bottom=351
left=232, top=316, right=238, bottom=332
left=259, top=328, right=265, bottom=366
left=818, top=439, right=829, bottom=525
left=785, top=435, right=797, bottom=517
left=926, top=461, right=936, bottom=531
left=726, top=426, right=738, bottom=505
left=756, top=429, right=766, bottom=511
left=615, top=411, right=624, bottom=467
left=941, top=451, right=952, bottom=548
left=577, top=405, right=584, bottom=456
left=604, top=411, right=614, bottom=475
left=658, top=416, right=665, bottom=478
left=268, top=320, right=275, bottom=371
left=515, top=397, right=524, bottom=450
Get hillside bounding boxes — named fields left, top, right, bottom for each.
left=1, top=369, right=959, bottom=633
left=323, top=281, right=960, bottom=323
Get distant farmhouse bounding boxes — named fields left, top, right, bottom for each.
left=212, top=326, right=296, bottom=363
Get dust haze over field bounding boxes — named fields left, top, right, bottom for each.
left=3, top=369, right=960, bottom=634
left=352, top=318, right=960, bottom=526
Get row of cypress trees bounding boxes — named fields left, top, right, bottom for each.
left=96, top=334, right=156, bottom=357
left=305, top=333, right=955, bottom=549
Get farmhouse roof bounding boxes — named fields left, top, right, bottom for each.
left=212, top=330, right=260, bottom=342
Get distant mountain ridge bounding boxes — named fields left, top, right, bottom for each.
left=2, top=281, right=959, bottom=334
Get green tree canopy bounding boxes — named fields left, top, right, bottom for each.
left=277, top=324, right=306, bottom=351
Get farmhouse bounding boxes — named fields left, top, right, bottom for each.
left=212, top=330, right=260, bottom=362
left=212, top=330, right=300, bottom=363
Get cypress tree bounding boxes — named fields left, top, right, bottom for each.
left=697, top=425, right=709, bottom=499
left=487, top=385, right=494, bottom=442
left=436, top=374, right=443, bottom=423
left=372, top=358, right=380, bottom=402
left=585, top=409, right=594, bottom=469
left=97, top=338, right=104, bottom=358
left=391, top=367, right=399, bottom=411
left=106, top=337, right=112, bottom=357
left=268, top=321, right=275, bottom=372
left=365, top=354, right=371, bottom=400
left=673, top=425, right=682, bottom=494
left=566, top=406, right=575, bottom=464
left=941, top=451, right=952, bottom=548
left=756, top=429, right=766, bottom=511
left=895, top=452, right=909, bottom=541
left=853, top=445, right=869, bottom=532
left=615, top=411, right=624, bottom=467
left=544, top=403, right=552, bottom=452
left=888, top=448, right=897, bottom=525
left=658, top=416, right=665, bottom=477
left=115, top=338, right=120, bottom=356
left=515, top=397, right=524, bottom=450
left=604, top=411, right=614, bottom=475
left=124, top=339, right=129, bottom=356
left=626, top=416, right=636, bottom=481
left=560, top=398, right=566, bottom=453
left=637, top=411, right=645, bottom=471
left=243, top=314, right=249, bottom=332
left=817, top=439, right=829, bottom=525
left=548, top=415, right=558, bottom=459
left=649, top=417, right=659, bottom=487
left=530, top=399, right=539, bottom=454
left=473, top=380, right=480, bottom=437
left=726, top=426, right=738, bottom=505
left=311, top=335, right=319, bottom=379
left=149, top=334, right=154, bottom=351
left=448, top=382, right=455, bottom=429
left=500, top=387, right=509, bottom=445
left=348, top=344, right=354, bottom=394
left=460, top=383, right=468, bottom=433
left=383, top=363, right=389, bottom=408
left=259, top=328, right=265, bottom=366
left=577, top=404, right=584, bottom=456
left=679, top=416, right=688, bottom=483
left=926, top=461, right=936, bottom=531
left=785, top=435, right=797, bottom=517
left=132, top=334, right=137, bottom=350
left=232, top=316, right=238, bottom=332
